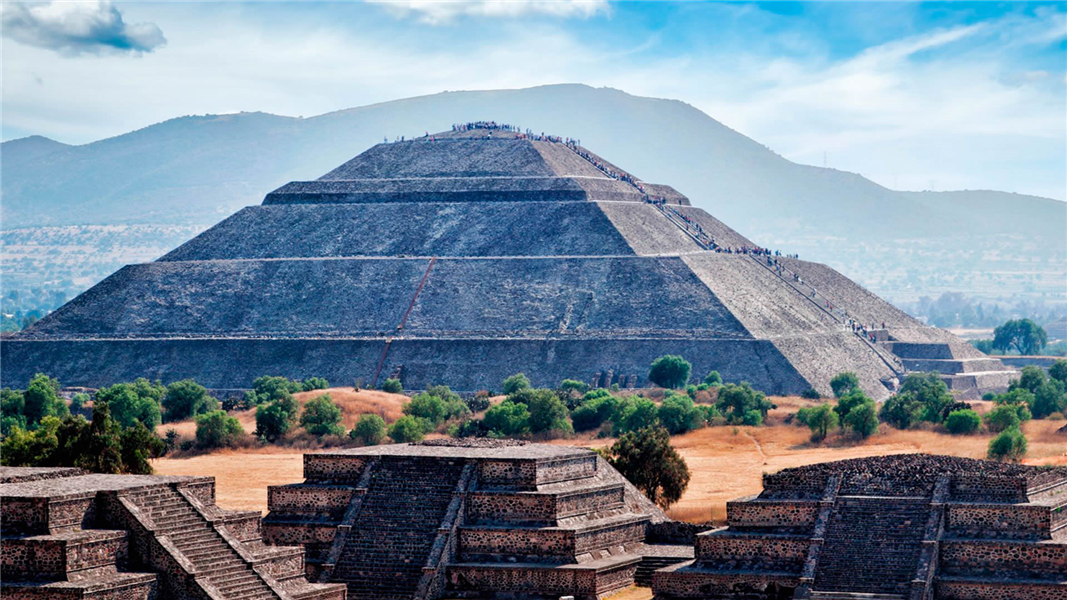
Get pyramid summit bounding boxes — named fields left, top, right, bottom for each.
left=0, top=122, right=1016, bottom=398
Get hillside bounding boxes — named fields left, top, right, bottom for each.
left=2, top=84, right=1064, bottom=305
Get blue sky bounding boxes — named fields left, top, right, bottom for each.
left=2, top=1, right=1065, bottom=199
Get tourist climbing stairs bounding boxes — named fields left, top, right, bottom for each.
left=812, top=496, right=929, bottom=597
left=130, top=486, right=280, bottom=600
left=332, top=455, right=467, bottom=599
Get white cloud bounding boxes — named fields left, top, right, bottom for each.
left=365, top=0, right=608, bottom=25
left=1, top=1, right=165, bottom=56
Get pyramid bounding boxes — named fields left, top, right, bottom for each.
left=0, top=124, right=1017, bottom=400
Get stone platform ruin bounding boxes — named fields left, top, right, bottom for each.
left=0, top=124, right=1017, bottom=400
left=652, top=454, right=1067, bottom=600
left=0, top=466, right=346, bottom=600
left=262, top=439, right=683, bottom=600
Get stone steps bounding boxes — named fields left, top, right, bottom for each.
left=810, top=592, right=905, bottom=600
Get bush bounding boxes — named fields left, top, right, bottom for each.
left=70, top=392, right=89, bottom=413
left=403, top=390, right=470, bottom=430
left=611, top=397, right=660, bottom=435
left=987, top=427, right=1027, bottom=461
left=944, top=409, right=981, bottom=435
left=95, top=379, right=164, bottom=430
left=163, top=379, right=217, bottom=423
left=300, top=394, right=344, bottom=437
left=879, top=373, right=954, bottom=429
left=195, top=410, right=245, bottom=449
left=1050, top=359, right=1067, bottom=384
left=842, top=400, right=879, bottom=439
left=658, top=393, right=704, bottom=435
left=1032, top=379, right=1067, bottom=419
left=380, top=378, right=403, bottom=394
left=559, top=379, right=589, bottom=395
left=830, top=372, right=860, bottom=398
left=879, top=393, right=925, bottom=429
left=525, top=390, right=572, bottom=435
left=648, top=355, right=692, bottom=389
left=716, top=383, right=774, bottom=425
left=834, top=390, right=872, bottom=421
left=465, top=393, right=491, bottom=413
left=349, top=414, right=386, bottom=446
left=120, top=423, right=166, bottom=474
left=502, top=373, right=531, bottom=396
left=801, top=388, right=822, bottom=400
left=984, top=404, right=1024, bottom=433
left=301, top=377, right=330, bottom=392
left=482, top=400, right=531, bottom=436
left=797, top=403, right=838, bottom=442
left=23, top=374, right=69, bottom=428
left=388, top=415, right=428, bottom=443
left=255, top=400, right=297, bottom=441
left=703, top=370, right=723, bottom=387
left=1, top=388, right=27, bottom=435
left=249, top=376, right=299, bottom=405
left=605, top=426, right=689, bottom=509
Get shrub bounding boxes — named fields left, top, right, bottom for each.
left=944, top=409, right=981, bottom=435
left=648, top=355, right=692, bottom=389
left=465, top=393, right=491, bottom=413
left=1050, top=359, right=1067, bottom=385
left=605, top=426, right=689, bottom=509
left=842, top=400, right=879, bottom=439
left=95, top=379, right=164, bottom=430
left=801, top=388, right=822, bottom=400
left=482, top=400, right=531, bottom=437
left=982, top=392, right=997, bottom=401
left=525, top=390, right=572, bottom=435
left=716, top=383, right=774, bottom=425
left=984, top=404, right=1024, bottom=433
left=797, top=403, right=838, bottom=442
left=380, top=378, right=403, bottom=394
left=70, top=392, right=89, bottom=413
left=1, top=388, right=27, bottom=435
left=834, top=390, right=872, bottom=421
left=502, top=373, right=531, bottom=396
left=559, top=379, right=589, bottom=395
left=611, top=397, right=660, bottom=435
left=987, top=427, right=1027, bottom=462
left=879, top=393, right=925, bottom=429
left=195, top=410, right=245, bottom=449
left=349, top=414, right=386, bottom=446
left=1032, top=379, right=1067, bottom=419
left=658, top=393, right=704, bottom=435
left=879, top=372, right=954, bottom=428
left=388, top=415, right=428, bottom=443
left=23, top=374, right=68, bottom=428
left=163, top=379, right=217, bottom=423
left=300, top=394, right=344, bottom=437
left=255, top=400, right=296, bottom=441
left=120, top=423, right=166, bottom=474
left=249, top=376, right=299, bottom=405
left=703, top=370, right=723, bottom=387
left=830, top=372, right=860, bottom=398
left=301, top=377, right=330, bottom=392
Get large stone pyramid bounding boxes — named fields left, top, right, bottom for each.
left=0, top=124, right=1016, bottom=399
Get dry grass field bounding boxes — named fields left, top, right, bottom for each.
left=152, top=394, right=1067, bottom=520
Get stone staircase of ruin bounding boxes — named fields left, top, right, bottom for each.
left=129, top=486, right=281, bottom=600
left=331, top=455, right=467, bottom=600
left=812, top=496, right=929, bottom=596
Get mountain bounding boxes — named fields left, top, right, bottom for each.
left=2, top=84, right=1063, bottom=305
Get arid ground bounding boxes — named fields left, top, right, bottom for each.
left=151, top=391, right=1066, bottom=521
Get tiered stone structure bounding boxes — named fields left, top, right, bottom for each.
left=0, top=125, right=1016, bottom=399
left=652, top=454, right=1067, bottom=600
left=263, top=439, right=677, bottom=600
left=1, top=466, right=346, bottom=600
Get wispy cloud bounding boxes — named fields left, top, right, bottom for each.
left=2, top=1, right=165, bottom=56
left=365, top=0, right=609, bottom=25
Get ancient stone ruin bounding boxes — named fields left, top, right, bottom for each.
left=262, top=439, right=688, bottom=600
left=653, top=454, right=1067, bottom=600
left=0, top=465, right=346, bottom=600
left=0, top=123, right=1016, bottom=399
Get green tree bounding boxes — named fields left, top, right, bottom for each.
left=648, top=355, right=691, bottom=389
left=1012, top=366, right=1048, bottom=395
left=196, top=410, right=245, bottom=448
left=842, top=400, right=879, bottom=439
left=249, top=376, right=298, bottom=405
left=120, top=423, right=166, bottom=474
left=984, top=403, right=1028, bottom=433
left=388, top=415, right=428, bottom=443
left=993, top=319, right=1047, bottom=355
left=483, top=400, right=531, bottom=437
left=606, top=426, right=690, bottom=509
left=834, top=390, right=873, bottom=421
left=716, top=383, right=774, bottom=425
left=987, top=427, right=1027, bottom=461
left=350, top=414, right=386, bottom=446
left=879, top=373, right=954, bottom=429
left=658, top=393, right=704, bottom=435
left=944, top=409, right=981, bottom=435
left=797, top=404, right=838, bottom=442
left=301, top=377, right=330, bottom=391
left=559, top=379, right=589, bottom=395
left=78, top=401, right=124, bottom=474
left=1049, top=359, right=1067, bottom=385
left=571, top=392, right=619, bottom=432
left=1, top=388, right=27, bottom=435
left=300, top=394, right=344, bottom=437
left=70, top=392, right=89, bottom=414
left=23, top=373, right=68, bottom=428
left=255, top=400, right=297, bottom=441
left=95, top=379, right=164, bottom=429
left=502, top=373, right=531, bottom=395
left=162, top=379, right=217, bottom=423
left=830, top=372, right=860, bottom=398
left=879, top=393, right=926, bottom=429
left=703, top=370, right=723, bottom=387
left=525, top=389, right=572, bottom=434
left=1031, top=379, right=1067, bottom=419
left=0, top=417, right=61, bottom=466
left=611, top=397, right=660, bottom=435
left=380, top=378, right=403, bottom=394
